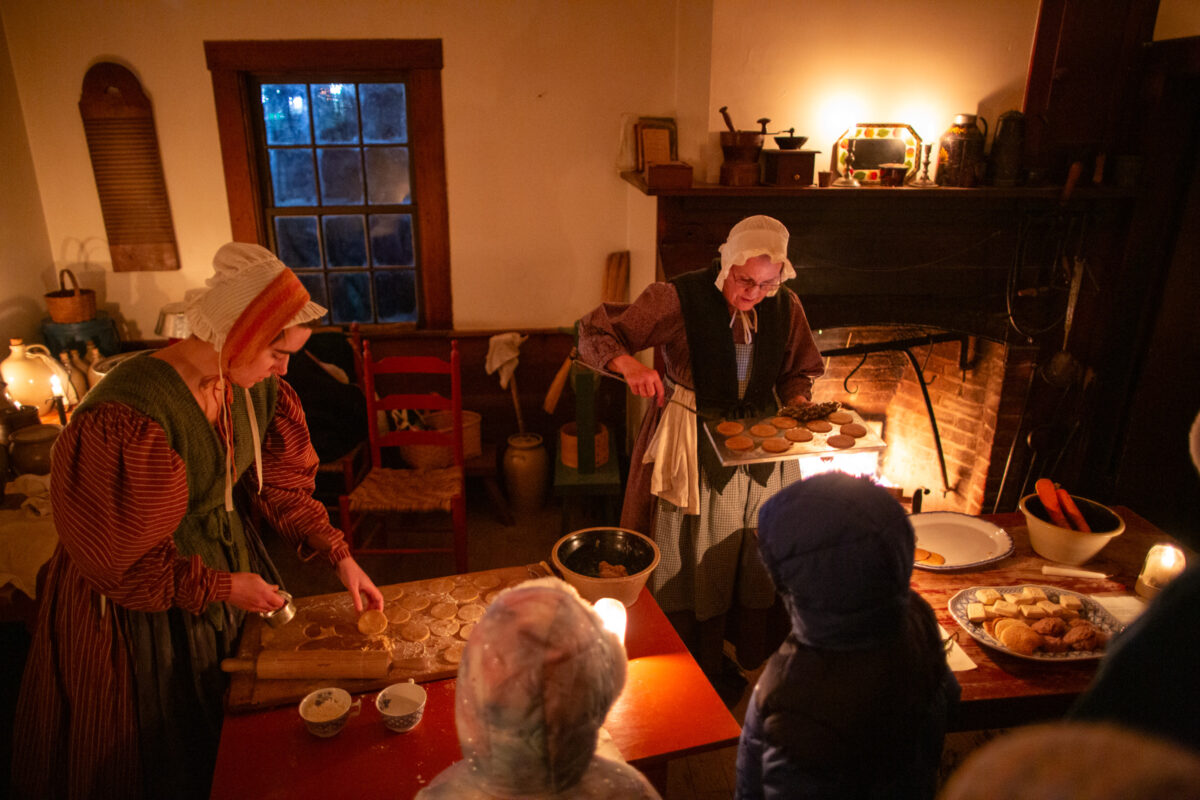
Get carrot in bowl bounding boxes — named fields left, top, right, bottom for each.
left=1036, top=478, right=1073, bottom=528
left=1056, top=487, right=1092, bottom=532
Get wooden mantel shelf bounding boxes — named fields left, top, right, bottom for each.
left=619, top=169, right=1134, bottom=202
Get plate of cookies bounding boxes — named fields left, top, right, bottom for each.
left=948, top=584, right=1123, bottom=661
left=910, top=512, right=1014, bottom=571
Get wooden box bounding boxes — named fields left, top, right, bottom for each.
left=645, top=161, right=693, bottom=190
left=760, top=150, right=817, bottom=187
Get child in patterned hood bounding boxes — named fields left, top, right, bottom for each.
left=416, top=577, right=661, bottom=799
left=736, top=472, right=960, bottom=799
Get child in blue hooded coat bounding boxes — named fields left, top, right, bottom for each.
left=736, top=473, right=960, bottom=800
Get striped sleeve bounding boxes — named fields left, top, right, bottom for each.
left=49, top=403, right=227, bottom=614
left=251, top=379, right=351, bottom=566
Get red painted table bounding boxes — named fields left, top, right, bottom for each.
left=211, top=585, right=739, bottom=799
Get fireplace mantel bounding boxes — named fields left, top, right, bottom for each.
left=622, top=171, right=1134, bottom=343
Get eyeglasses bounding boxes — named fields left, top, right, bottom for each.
left=729, top=274, right=783, bottom=296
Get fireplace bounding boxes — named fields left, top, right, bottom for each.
left=801, top=325, right=1037, bottom=514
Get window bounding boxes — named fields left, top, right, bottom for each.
left=205, top=40, right=451, bottom=328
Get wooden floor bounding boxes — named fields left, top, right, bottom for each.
left=277, top=475, right=748, bottom=800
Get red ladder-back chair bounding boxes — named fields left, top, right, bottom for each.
left=338, top=339, right=467, bottom=573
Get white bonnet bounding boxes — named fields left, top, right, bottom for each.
left=715, top=214, right=797, bottom=291
left=185, top=242, right=326, bottom=353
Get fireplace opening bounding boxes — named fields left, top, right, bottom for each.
left=802, top=325, right=1037, bottom=515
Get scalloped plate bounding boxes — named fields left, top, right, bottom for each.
left=911, top=512, right=1014, bottom=571
left=948, top=585, right=1124, bottom=661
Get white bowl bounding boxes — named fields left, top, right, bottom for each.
left=376, top=680, right=427, bottom=733
left=1018, top=493, right=1125, bottom=566
left=551, top=527, right=660, bottom=607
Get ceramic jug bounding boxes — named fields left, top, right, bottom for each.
left=936, top=113, right=988, bottom=188
left=503, top=432, right=548, bottom=515
left=990, top=110, right=1025, bottom=187
left=59, top=351, right=88, bottom=404
left=1, top=339, right=70, bottom=414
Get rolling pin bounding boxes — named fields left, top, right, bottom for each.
left=221, top=650, right=390, bottom=680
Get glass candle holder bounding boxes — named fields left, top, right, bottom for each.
left=1135, top=544, right=1187, bottom=599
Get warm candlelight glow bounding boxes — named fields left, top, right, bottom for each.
left=1135, top=544, right=1187, bottom=599
left=50, top=374, right=64, bottom=398
left=594, top=597, right=627, bottom=644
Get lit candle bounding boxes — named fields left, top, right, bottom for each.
left=594, top=597, right=627, bottom=644
left=49, top=374, right=67, bottom=426
left=1135, top=544, right=1187, bottom=599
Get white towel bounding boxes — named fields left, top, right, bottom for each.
left=485, top=332, right=527, bottom=390
left=642, top=385, right=699, bottom=515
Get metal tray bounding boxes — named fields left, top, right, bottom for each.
left=702, top=408, right=886, bottom=467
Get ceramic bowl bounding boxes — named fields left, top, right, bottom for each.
left=1019, top=493, right=1125, bottom=566
left=298, top=687, right=360, bottom=738
left=376, top=680, right=427, bottom=733
left=551, top=527, right=661, bottom=607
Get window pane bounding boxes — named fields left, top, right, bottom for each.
left=360, top=83, right=407, bottom=144
left=311, top=83, right=359, bottom=145
left=295, top=272, right=329, bottom=317
left=369, top=214, right=414, bottom=266
left=275, top=216, right=322, bottom=267
left=322, top=215, right=367, bottom=266
left=374, top=268, right=418, bottom=323
left=269, top=149, right=318, bottom=206
left=365, top=147, right=411, bottom=204
left=318, top=148, right=364, bottom=205
left=261, top=84, right=311, bottom=145
left=328, top=272, right=372, bottom=323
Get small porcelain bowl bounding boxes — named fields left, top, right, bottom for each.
left=376, top=680, right=427, bottom=733
left=298, top=687, right=360, bottom=738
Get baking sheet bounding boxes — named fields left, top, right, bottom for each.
left=702, top=409, right=886, bottom=467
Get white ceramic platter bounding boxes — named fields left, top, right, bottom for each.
left=948, top=584, right=1124, bottom=662
left=911, top=512, right=1014, bottom=571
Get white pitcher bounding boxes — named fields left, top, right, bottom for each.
left=1, top=338, right=72, bottom=414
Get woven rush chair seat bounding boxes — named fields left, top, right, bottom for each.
left=347, top=465, right=464, bottom=513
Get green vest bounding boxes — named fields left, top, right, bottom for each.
left=77, top=353, right=279, bottom=626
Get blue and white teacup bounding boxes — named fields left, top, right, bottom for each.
left=299, top=687, right=361, bottom=738
left=376, top=680, right=427, bottom=733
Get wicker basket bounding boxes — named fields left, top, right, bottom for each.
left=44, top=269, right=97, bottom=323
left=399, top=410, right=482, bottom=468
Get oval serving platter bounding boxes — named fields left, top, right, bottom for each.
left=948, top=584, right=1124, bottom=662
left=911, top=511, right=1014, bottom=571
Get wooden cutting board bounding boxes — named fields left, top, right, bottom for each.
left=226, top=564, right=545, bottom=712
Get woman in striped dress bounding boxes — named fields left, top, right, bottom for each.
left=578, top=216, right=824, bottom=686
left=12, top=243, right=384, bottom=799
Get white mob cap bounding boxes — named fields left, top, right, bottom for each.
left=715, top=214, right=797, bottom=291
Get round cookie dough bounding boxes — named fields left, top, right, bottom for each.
left=429, top=618, right=460, bottom=637
left=427, top=578, right=455, bottom=595
left=386, top=605, right=412, bottom=625
left=399, top=593, right=431, bottom=612
left=715, top=421, right=744, bottom=436
left=805, top=420, right=833, bottom=433
left=770, top=416, right=798, bottom=429
left=459, top=622, right=475, bottom=640
left=400, top=620, right=430, bottom=642
left=458, top=603, right=486, bottom=622
left=762, top=438, right=792, bottom=453
left=749, top=423, right=778, bottom=438
left=725, top=435, right=754, bottom=451
left=918, top=550, right=946, bottom=566
left=443, top=641, right=467, bottom=664
left=828, top=410, right=854, bottom=425
left=450, top=585, right=480, bottom=603
left=840, top=423, right=867, bottom=438
left=914, top=547, right=931, bottom=562
left=826, top=434, right=856, bottom=449
left=473, top=573, right=501, bottom=590
left=784, top=427, right=814, bottom=443
left=356, top=609, right=389, bottom=636
left=429, top=602, right=458, bottom=620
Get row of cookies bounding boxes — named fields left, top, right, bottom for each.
left=718, top=413, right=868, bottom=454
left=982, top=614, right=1108, bottom=656
left=966, top=585, right=1083, bottom=624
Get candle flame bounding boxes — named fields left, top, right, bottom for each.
left=1162, top=546, right=1178, bottom=569
left=594, top=597, right=627, bottom=644
left=50, top=374, right=63, bottom=397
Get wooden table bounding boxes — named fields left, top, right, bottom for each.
left=917, top=506, right=1192, bottom=731
left=211, top=584, right=739, bottom=799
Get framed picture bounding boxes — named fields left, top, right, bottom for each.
left=635, top=116, right=678, bottom=171
left=834, top=123, right=922, bottom=182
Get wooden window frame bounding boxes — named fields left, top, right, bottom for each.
left=205, top=39, right=452, bottom=328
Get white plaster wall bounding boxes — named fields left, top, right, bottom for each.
left=0, top=0, right=686, bottom=338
